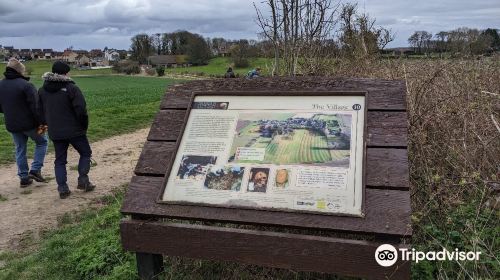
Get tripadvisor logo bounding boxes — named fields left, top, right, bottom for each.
left=375, top=244, right=482, bottom=267
left=375, top=244, right=398, bottom=267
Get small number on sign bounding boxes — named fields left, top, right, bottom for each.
left=352, top=104, right=362, bottom=110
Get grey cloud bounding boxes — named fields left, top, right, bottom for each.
left=0, top=0, right=498, bottom=49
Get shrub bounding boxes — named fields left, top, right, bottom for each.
left=230, top=43, right=250, bottom=68
left=156, top=65, right=165, bottom=76
left=145, top=68, right=156, bottom=76
left=233, top=57, right=249, bottom=68
left=112, top=60, right=140, bottom=75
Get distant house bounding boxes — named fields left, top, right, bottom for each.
left=104, top=49, right=120, bottom=61
left=42, top=49, right=53, bottom=59
left=90, top=57, right=108, bottom=67
left=19, top=49, right=31, bottom=60
left=31, top=49, right=43, bottom=59
left=74, top=50, right=89, bottom=57
left=52, top=51, right=64, bottom=60
left=76, top=54, right=90, bottom=66
left=62, top=50, right=79, bottom=63
left=148, top=55, right=177, bottom=67
left=89, top=49, right=104, bottom=58
left=218, top=46, right=231, bottom=57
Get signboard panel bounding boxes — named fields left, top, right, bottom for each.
left=161, top=94, right=366, bottom=216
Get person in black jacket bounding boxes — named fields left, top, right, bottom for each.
left=38, top=61, right=95, bottom=199
left=224, top=67, right=235, bottom=78
left=0, top=58, right=48, bottom=187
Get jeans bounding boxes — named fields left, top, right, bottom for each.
left=11, top=129, right=48, bottom=179
left=53, top=135, right=92, bottom=193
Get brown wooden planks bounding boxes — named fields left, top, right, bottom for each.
left=134, top=141, right=177, bottom=176
left=134, top=142, right=409, bottom=189
left=366, top=149, right=409, bottom=189
left=121, top=176, right=412, bottom=236
left=367, top=111, right=408, bottom=147
left=147, top=110, right=408, bottom=147
left=121, top=220, right=410, bottom=279
left=160, top=78, right=407, bottom=111
left=147, top=110, right=186, bottom=141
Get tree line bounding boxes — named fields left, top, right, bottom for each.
left=408, top=28, right=499, bottom=56
left=130, top=31, right=264, bottom=66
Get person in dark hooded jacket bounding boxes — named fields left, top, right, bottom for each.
left=0, top=58, right=48, bottom=187
left=38, top=61, right=95, bottom=199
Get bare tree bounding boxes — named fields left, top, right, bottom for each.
left=255, top=1, right=281, bottom=75
left=339, top=3, right=394, bottom=58
left=254, top=0, right=340, bottom=76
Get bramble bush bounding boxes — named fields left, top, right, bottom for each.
left=156, top=65, right=165, bottom=76
left=112, top=60, right=140, bottom=75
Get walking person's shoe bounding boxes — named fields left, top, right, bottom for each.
left=59, top=190, right=71, bottom=199
left=77, top=181, right=96, bottom=192
left=20, top=177, right=33, bottom=188
left=29, top=170, right=46, bottom=182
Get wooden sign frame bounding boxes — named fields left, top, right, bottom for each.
left=157, top=91, right=369, bottom=218
left=120, top=77, right=412, bottom=280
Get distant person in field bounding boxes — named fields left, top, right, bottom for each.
left=224, top=67, right=235, bottom=78
left=246, top=67, right=261, bottom=79
left=0, top=58, right=48, bottom=187
left=38, top=61, right=95, bottom=199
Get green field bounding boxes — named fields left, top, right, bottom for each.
left=165, top=57, right=270, bottom=76
left=230, top=113, right=350, bottom=166
left=0, top=75, right=182, bottom=164
left=264, top=129, right=332, bottom=164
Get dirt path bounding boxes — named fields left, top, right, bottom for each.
left=0, top=128, right=149, bottom=251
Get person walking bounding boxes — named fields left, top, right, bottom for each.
left=0, top=58, right=48, bottom=187
left=38, top=61, right=95, bottom=199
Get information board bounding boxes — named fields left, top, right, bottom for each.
left=161, top=94, right=366, bottom=216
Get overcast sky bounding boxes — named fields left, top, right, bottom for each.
left=0, top=0, right=498, bottom=50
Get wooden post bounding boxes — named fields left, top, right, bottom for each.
left=136, top=252, right=163, bottom=280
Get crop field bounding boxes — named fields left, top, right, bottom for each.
left=0, top=75, right=181, bottom=164
left=230, top=112, right=350, bottom=166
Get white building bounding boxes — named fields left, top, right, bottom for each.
left=104, top=49, right=120, bottom=61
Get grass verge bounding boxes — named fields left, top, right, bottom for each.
left=0, top=188, right=136, bottom=280
left=0, top=187, right=353, bottom=280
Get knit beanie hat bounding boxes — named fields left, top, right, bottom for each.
left=52, top=61, right=71, bottom=75
left=7, top=58, right=26, bottom=75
